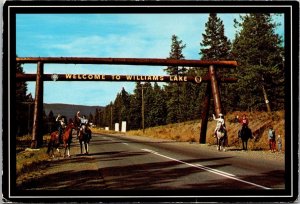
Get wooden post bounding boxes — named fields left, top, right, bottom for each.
left=199, top=83, right=211, bottom=144
left=31, top=62, right=44, bottom=148
left=209, top=65, right=223, bottom=116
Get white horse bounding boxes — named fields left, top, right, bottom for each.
left=215, top=125, right=227, bottom=151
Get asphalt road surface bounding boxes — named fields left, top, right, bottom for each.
left=18, top=133, right=286, bottom=198
left=89, top=134, right=285, bottom=190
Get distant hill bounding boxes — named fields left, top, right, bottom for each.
left=43, top=103, right=103, bottom=120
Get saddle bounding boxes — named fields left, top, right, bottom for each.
left=215, top=126, right=226, bottom=138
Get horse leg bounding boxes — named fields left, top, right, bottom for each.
left=64, top=146, right=66, bottom=157
left=66, top=144, right=70, bottom=157
left=56, top=147, right=62, bottom=157
left=80, top=141, right=83, bottom=154
left=217, top=139, right=221, bottom=151
left=84, top=143, right=89, bottom=154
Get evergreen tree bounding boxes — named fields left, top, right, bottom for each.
left=107, top=102, right=114, bottom=129
left=165, top=35, right=187, bottom=124
left=232, top=13, right=284, bottom=111
left=113, top=94, right=122, bottom=128
left=88, top=112, right=94, bottom=124
left=128, top=82, right=142, bottom=130
left=112, top=87, right=131, bottom=130
left=16, top=61, right=29, bottom=136
left=199, top=13, right=233, bottom=114
left=165, top=35, right=187, bottom=75
left=120, top=87, right=130, bottom=125
left=94, top=108, right=100, bottom=127
left=200, top=13, right=232, bottom=60
left=148, top=82, right=167, bottom=126
left=142, top=82, right=154, bottom=128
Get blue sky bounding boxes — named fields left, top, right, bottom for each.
left=16, top=14, right=284, bottom=106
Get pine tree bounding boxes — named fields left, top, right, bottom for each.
left=142, top=82, right=154, bottom=128
left=165, top=35, right=187, bottom=124
left=200, top=13, right=232, bottom=60
left=88, top=112, right=94, bottom=124
left=149, top=82, right=167, bottom=126
left=16, top=61, right=29, bottom=136
left=199, top=13, right=233, bottom=114
left=165, top=35, right=187, bottom=75
left=94, top=108, right=100, bottom=127
left=232, top=13, right=284, bottom=111
left=128, top=82, right=143, bottom=130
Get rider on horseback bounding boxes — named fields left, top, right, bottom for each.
left=76, top=111, right=90, bottom=139
left=213, top=113, right=226, bottom=137
left=238, top=114, right=249, bottom=138
left=56, top=114, right=66, bottom=143
left=240, top=114, right=249, bottom=128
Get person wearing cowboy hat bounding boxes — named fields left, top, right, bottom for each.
left=56, top=113, right=66, bottom=143
left=213, top=113, right=226, bottom=137
left=76, top=111, right=89, bottom=137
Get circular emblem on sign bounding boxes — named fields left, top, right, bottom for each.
left=51, top=74, right=59, bottom=81
left=194, top=76, right=202, bottom=84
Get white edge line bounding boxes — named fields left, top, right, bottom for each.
left=142, top=148, right=271, bottom=190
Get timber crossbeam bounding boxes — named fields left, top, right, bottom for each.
left=16, top=57, right=237, bottom=68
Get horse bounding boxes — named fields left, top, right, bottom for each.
left=238, top=125, right=253, bottom=150
left=74, top=116, right=81, bottom=139
left=215, top=125, right=227, bottom=151
left=78, top=124, right=92, bottom=154
left=47, top=121, right=75, bottom=158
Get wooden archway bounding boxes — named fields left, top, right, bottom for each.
left=16, top=57, right=237, bottom=148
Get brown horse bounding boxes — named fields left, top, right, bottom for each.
left=78, top=124, right=92, bottom=154
left=47, top=121, right=75, bottom=158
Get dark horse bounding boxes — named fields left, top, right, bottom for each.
left=74, top=116, right=81, bottom=139
left=78, top=124, right=92, bottom=154
left=238, top=126, right=253, bottom=150
left=216, top=125, right=227, bottom=151
left=47, top=121, right=75, bottom=157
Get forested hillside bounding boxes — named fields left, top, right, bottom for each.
left=96, top=13, right=284, bottom=131
left=44, top=103, right=103, bottom=120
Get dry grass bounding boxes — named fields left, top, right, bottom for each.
left=16, top=147, right=50, bottom=178
left=127, top=111, right=285, bottom=151
left=16, top=135, right=51, bottom=179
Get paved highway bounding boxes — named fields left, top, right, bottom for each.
left=88, top=133, right=285, bottom=191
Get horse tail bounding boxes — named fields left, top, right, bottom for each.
left=67, top=130, right=73, bottom=143
left=249, top=128, right=253, bottom=139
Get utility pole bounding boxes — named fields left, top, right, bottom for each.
left=262, top=75, right=271, bottom=112
left=141, top=83, right=145, bottom=133
left=110, top=103, right=113, bottom=130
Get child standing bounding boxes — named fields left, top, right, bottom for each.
left=268, top=126, right=276, bottom=153
left=277, top=135, right=282, bottom=152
